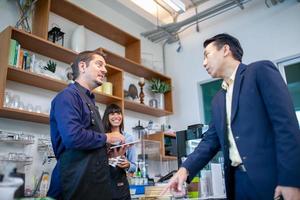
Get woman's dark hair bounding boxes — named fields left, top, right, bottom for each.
left=71, top=49, right=107, bottom=80
left=203, top=33, right=243, bottom=62
left=102, top=103, right=124, bottom=133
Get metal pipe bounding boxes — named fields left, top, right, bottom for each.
left=141, top=0, right=251, bottom=43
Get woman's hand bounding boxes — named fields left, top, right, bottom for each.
left=117, top=156, right=130, bottom=169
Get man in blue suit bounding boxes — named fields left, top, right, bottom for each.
left=163, top=34, right=300, bottom=199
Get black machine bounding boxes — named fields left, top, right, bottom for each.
left=176, top=124, right=203, bottom=167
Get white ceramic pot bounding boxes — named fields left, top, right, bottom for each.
left=71, top=25, right=86, bottom=52
left=0, top=177, right=23, bottom=200
left=155, top=93, right=164, bottom=109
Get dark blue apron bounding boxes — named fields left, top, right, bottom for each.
left=109, top=158, right=131, bottom=200
left=60, top=84, right=112, bottom=200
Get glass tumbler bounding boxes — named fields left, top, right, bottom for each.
left=4, top=91, right=12, bottom=107
left=11, top=94, right=21, bottom=109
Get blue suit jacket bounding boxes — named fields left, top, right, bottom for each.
left=182, top=61, right=300, bottom=199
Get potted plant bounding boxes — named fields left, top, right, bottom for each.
left=149, top=78, right=171, bottom=109
left=40, top=60, right=57, bottom=79
left=44, top=60, right=56, bottom=73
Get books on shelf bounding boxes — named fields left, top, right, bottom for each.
left=8, top=39, right=20, bottom=67
left=8, top=38, right=35, bottom=71
left=22, top=50, right=35, bottom=71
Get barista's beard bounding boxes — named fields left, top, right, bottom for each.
left=95, top=80, right=103, bottom=87
left=90, top=80, right=102, bottom=90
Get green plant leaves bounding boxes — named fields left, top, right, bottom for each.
left=44, top=60, right=57, bottom=73
left=149, top=78, right=171, bottom=94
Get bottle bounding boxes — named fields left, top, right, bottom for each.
left=135, top=162, right=142, bottom=185
left=136, top=163, right=141, bottom=178
left=39, top=172, right=49, bottom=197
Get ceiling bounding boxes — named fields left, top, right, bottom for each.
left=99, top=0, right=211, bottom=27
left=99, top=0, right=292, bottom=44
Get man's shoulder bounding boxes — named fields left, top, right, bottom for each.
left=52, top=84, right=80, bottom=103
left=246, top=60, right=277, bottom=71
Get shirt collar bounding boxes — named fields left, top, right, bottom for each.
left=74, top=81, right=95, bottom=100
left=221, top=65, right=239, bottom=91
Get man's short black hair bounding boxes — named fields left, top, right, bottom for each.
left=71, top=49, right=107, bottom=80
left=203, top=33, right=243, bottom=62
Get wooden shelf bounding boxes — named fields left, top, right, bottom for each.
left=163, top=132, right=176, bottom=137
left=7, top=66, right=122, bottom=104
left=50, top=0, right=139, bottom=46
left=145, top=132, right=177, bottom=160
left=162, top=155, right=177, bottom=161
left=32, top=0, right=141, bottom=63
left=124, top=100, right=172, bottom=117
left=102, top=48, right=171, bottom=81
left=94, top=92, right=122, bottom=104
left=7, top=66, right=67, bottom=92
left=12, top=27, right=77, bottom=64
left=0, top=107, right=49, bottom=124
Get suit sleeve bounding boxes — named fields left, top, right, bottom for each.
left=181, top=122, right=221, bottom=181
left=256, top=61, right=300, bottom=187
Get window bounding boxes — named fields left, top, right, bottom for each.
left=277, top=54, right=300, bottom=126
left=199, top=79, right=222, bottom=124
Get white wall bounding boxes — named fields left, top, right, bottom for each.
left=165, top=0, right=300, bottom=131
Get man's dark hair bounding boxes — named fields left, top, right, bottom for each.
left=102, top=103, right=124, bottom=133
left=71, top=49, right=107, bottom=80
left=203, top=33, right=243, bottom=62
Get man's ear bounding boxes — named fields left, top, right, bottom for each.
left=78, top=61, right=86, bottom=73
left=223, top=44, right=231, bottom=57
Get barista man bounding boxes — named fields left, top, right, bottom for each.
left=47, top=50, right=125, bottom=200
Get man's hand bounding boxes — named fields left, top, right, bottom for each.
left=106, top=131, right=125, bottom=144
left=274, top=186, right=300, bottom=200
left=160, top=167, right=189, bottom=196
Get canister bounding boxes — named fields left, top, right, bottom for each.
left=102, top=82, right=113, bottom=95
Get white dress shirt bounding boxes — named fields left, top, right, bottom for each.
left=221, top=66, right=242, bottom=167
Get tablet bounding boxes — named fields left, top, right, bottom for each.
left=110, top=140, right=140, bottom=149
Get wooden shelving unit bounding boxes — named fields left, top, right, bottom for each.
left=0, top=107, right=49, bottom=124
left=125, top=100, right=172, bottom=117
left=33, top=0, right=141, bottom=63
left=145, top=132, right=177, bottom=161
left=32, top=0, right=173, bottom=116
left=0, top=27, right=125, bottom=123
left=0, top=0, right=173, bottom=124
left=103, top=48, right=173, bottom=114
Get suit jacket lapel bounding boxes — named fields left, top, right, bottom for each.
left=215, top=89, right=227, bottom=145
left=231, top=63, right=246, bottom=122
left=219, top=89, right=226, bottom=136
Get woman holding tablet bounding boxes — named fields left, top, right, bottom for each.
left=103, top=103, right=137, bottom=200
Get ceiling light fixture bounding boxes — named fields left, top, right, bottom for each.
left=164, top=0, right=185, bottom=12
left=155, top=0, right=186, bottom=14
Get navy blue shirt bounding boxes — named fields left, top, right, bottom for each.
left=48, top=82, right=107, bottom=198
